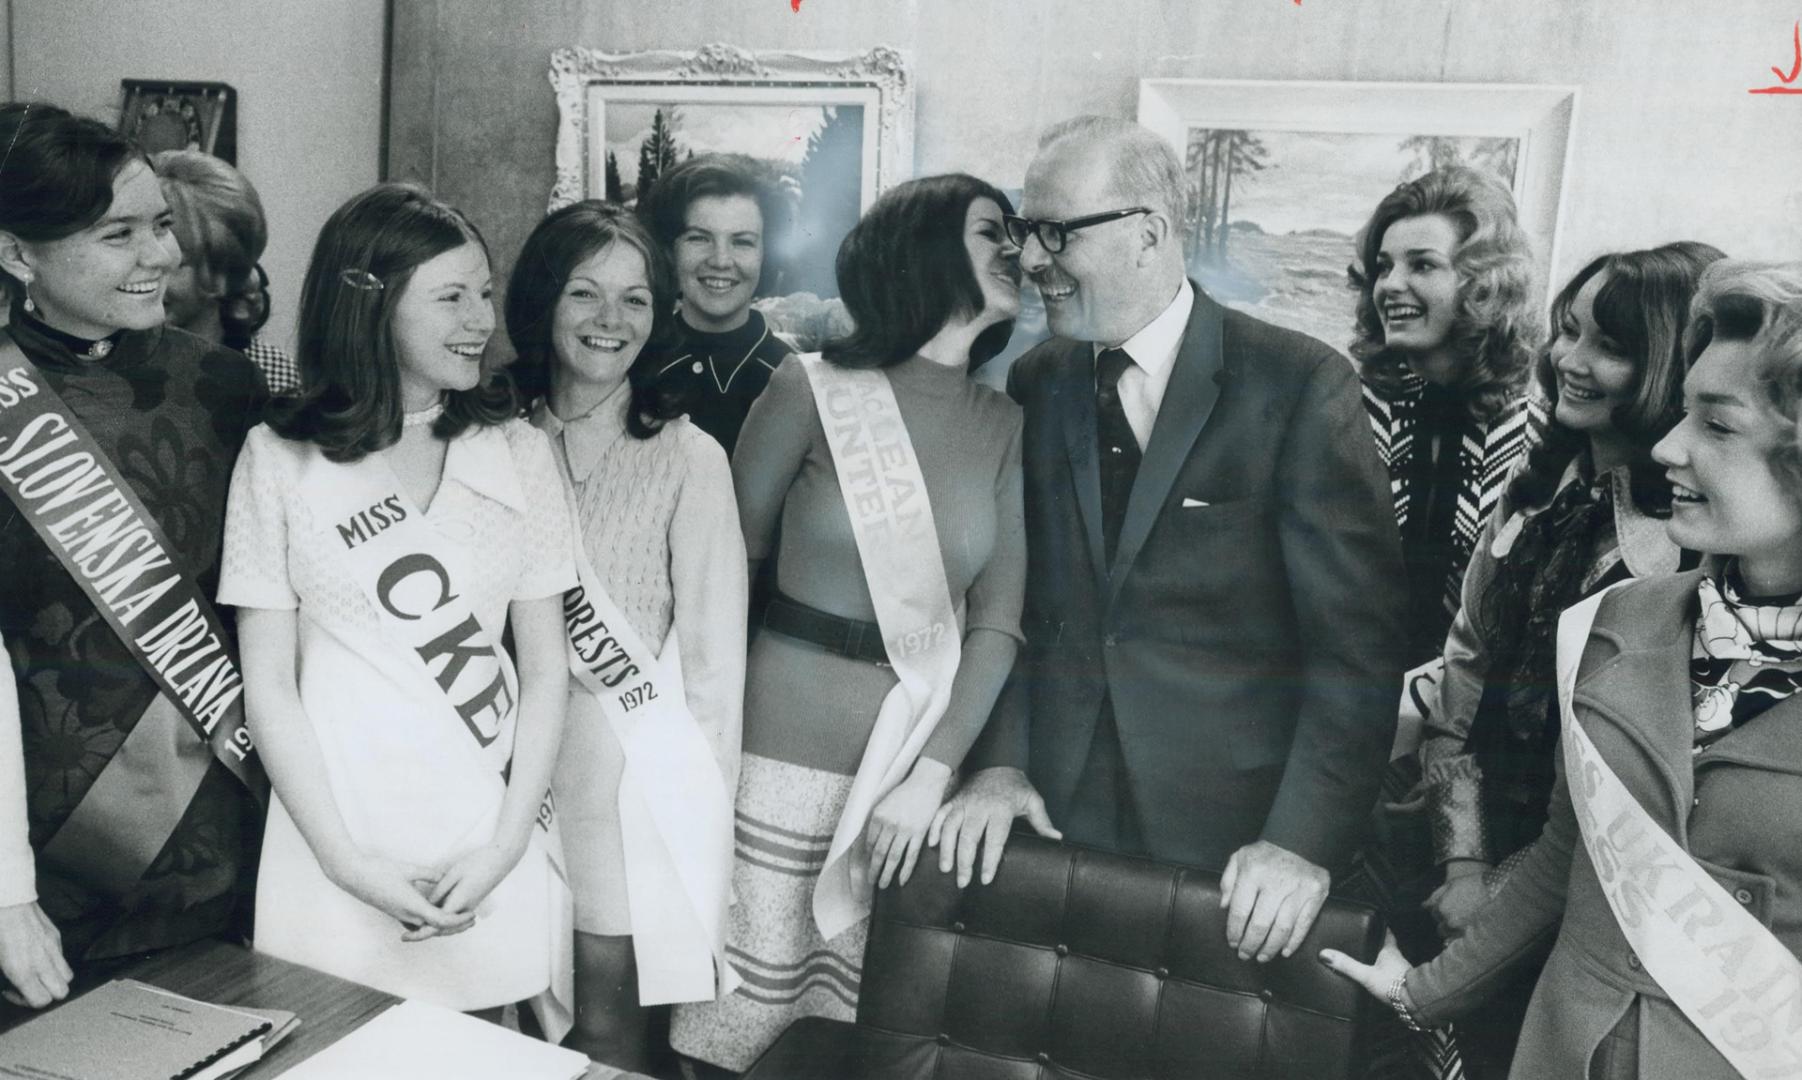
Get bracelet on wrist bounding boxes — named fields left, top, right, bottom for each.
left=1388, top=974, right=1423, bottom=1032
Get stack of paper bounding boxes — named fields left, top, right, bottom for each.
left=0, top=978, right=284, bottom=1080
left=281, top=1000, right=589, bottom=1080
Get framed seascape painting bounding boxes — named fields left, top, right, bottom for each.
left=1138, top=79, right=1578, bottom=355
left=550, top=44, right=914, bottom=324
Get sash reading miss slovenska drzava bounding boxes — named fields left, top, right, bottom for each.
left=550, top=451, right=738, bottom=1006
left=798, top=353, right=963, bottom=940
left=0, top=335, right=262, bottom=898
left=1557, top=587, right=1802, bottom=1076
left=297, top=431, right=572, bottom=1043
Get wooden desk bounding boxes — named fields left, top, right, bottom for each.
left=0, top=940, right=647, bottom=1079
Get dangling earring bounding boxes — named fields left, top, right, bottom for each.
left=18, top=274, right=34, bottom=315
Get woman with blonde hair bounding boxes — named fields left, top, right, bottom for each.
left=153, top=149, right=298, bottom=392
left=1326, top=259, right=1802, bottom=1080
left=1345, top=166, right=1547, bottom=1078
left=1351, top=165, right=1545, bottom=665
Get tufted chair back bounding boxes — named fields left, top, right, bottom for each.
left=741, top=834, right=1386, bottom=1079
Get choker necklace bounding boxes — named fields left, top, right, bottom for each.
left=17, top=304, right=118, bottom=360
left=402, top=400, right=445, bottom=428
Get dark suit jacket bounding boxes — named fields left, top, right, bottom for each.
left=971, top=286, right=1407, bottom=872
left=1413, top=570, right=1802, bottom=1079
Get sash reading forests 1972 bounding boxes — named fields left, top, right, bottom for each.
left=798, top=353, right=963, bottom=940
left=0, top=335, right=262, bottom=899
left=552, top=456, right=738, bottom=1006
left=298, top=433, right=573, bottom=1044
left=1557, top=587, right=1802, bottom=1077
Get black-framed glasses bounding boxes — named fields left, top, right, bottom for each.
left=1001, top=207, right=1151, bottom=254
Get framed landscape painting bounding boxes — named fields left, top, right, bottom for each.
left=550, top=44, right=914, bottom=308
left=1138, top=79, right=1578, bottom=355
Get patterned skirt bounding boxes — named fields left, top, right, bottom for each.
left=669, top=753, right=868, bottom=1072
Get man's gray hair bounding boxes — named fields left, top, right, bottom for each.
left=1038, top=115, right=1187, bottom=227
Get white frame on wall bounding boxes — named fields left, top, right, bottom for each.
left=1137, top=78, right=1580, bottom=302
left=547, top=42, right=915, bottom=213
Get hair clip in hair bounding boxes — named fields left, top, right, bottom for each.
left=339, top=268, right=384, bottom=292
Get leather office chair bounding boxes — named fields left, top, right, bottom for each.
left=742, top=834, right=1385, bottom=1079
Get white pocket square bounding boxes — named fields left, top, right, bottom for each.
left=1181, top=497, right=1210, bottom=508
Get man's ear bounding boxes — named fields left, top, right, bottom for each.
left=0, top=232, right=34, bottom=288
left=1136, top=210, right=1176, bottom=268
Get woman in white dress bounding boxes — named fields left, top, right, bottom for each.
left=505, top=200, right=745, bottom=1070
left=219, top=184, right=576, bottom=1026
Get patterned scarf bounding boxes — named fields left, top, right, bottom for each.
left=1362, top=377, right=1541, bottom=629
left=1482, top=473, right=1618, bottom=743
left=1691, top=568, right=1802, bottom=750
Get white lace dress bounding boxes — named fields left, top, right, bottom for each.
left=218, top=419, right=575, bottom=1009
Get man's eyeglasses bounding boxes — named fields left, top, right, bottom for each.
left=1001, top=207, right=1151, bottom=254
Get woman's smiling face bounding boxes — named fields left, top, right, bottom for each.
left=551, top=240, right=655, bottom=393
left=11, top=159, right=183, bottom=339
left=1549, top=271, right=1641, bottom=437
left=1372, top=213, right=1462, bottom=381
left=1654, top=336, right=1802, bottom=590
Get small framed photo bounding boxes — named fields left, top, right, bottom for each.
left=119, top=80, right=237, bottom=163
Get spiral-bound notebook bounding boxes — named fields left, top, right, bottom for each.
left=0, top=978, right=273, bottom=1080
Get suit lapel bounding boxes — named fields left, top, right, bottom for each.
left=1054, top=343, right=1109, bottom=585
left=1105, top=290, right=1225, bottom=608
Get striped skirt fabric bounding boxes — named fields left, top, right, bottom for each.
left=669, top=753, right=868, bottom=1071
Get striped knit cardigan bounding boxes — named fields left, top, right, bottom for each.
left=1362, top=375, right=1547, bottom=627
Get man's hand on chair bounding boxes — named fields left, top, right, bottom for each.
left=1220, top=840, right=1330, bottom=963
left=929, top=767, right=1061, bottom=887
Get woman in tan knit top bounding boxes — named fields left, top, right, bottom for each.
left=670, top=173, right=1027, bottom=1072
left=505, top=202, right=746, bottom=1072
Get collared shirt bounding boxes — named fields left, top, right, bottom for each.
left=653, top=309, right=793, bottom=457
left=1092, top=279, right=1194, bottom=450
left=533, top=380, right=633, bottom=485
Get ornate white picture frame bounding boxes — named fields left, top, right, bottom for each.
left=549, top=44, right=912, bottom=327
left=1138, top=79, right=1578, bottom=352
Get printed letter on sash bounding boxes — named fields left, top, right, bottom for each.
left=549, top=438, right=738, bottom=1005
left=798, top=354, right=962, bottom=940
left=0, top=338, right=261, bottom=897
left=1557, top=589, right=1802, bottom=1076
left=300, top=437, right=573, bottom=1043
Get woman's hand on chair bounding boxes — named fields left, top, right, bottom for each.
left=327, top=850, right=473, bottom=942
left=1318, top=928, right=1412, bottom=1003
left=867, top=758, right=955, bottom=890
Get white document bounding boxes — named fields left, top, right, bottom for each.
left=281, top=999, right=590, bottom=1080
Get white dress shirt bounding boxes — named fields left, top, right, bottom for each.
left=1093, top=279, right=1195, bottom=451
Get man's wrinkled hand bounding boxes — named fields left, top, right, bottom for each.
left=1220, top=840, right=1330, bottom=963
left=928, top=767, right=1060, bottom=887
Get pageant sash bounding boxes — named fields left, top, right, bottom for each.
left=298, top=435, right=573, bottom=1043
left=555, top=474, right=738, bottom=1004
left=798, top=354, right=962, bottom=940
left=1557, top=588, right=1802, bottom=1077
left=0, top=336, right=261, bottom=898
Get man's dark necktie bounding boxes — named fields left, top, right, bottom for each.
left=1095, top=346, right=1141, bottom=562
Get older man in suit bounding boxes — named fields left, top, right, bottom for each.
left=932, top=116, right=1406, bottom=963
